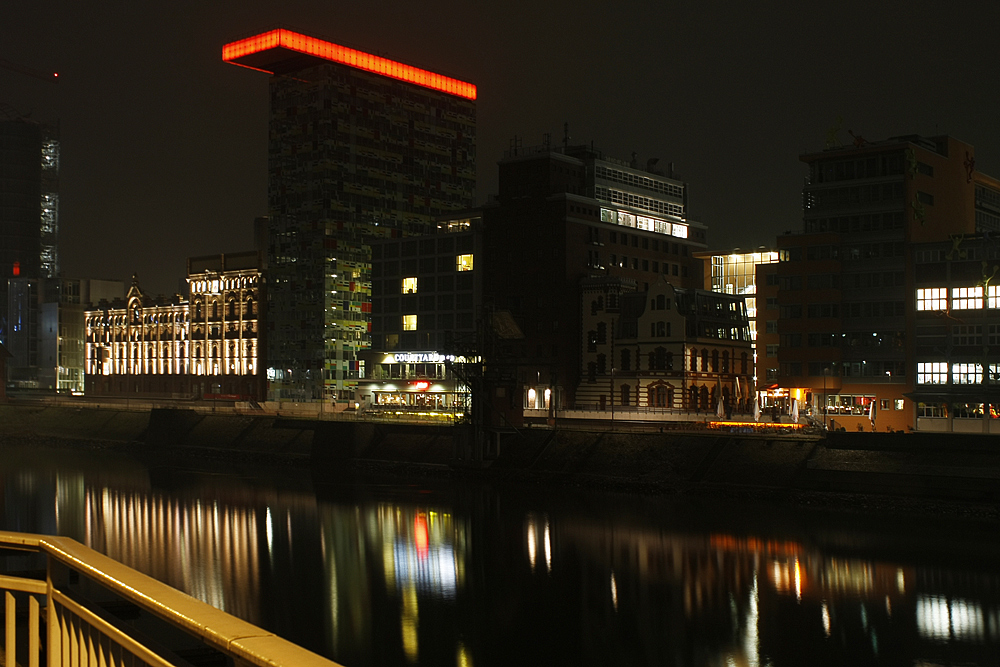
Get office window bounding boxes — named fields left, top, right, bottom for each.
left=952, top=363, right=982, bottom=384
left=402, top=277, right=418, bottom=294
left=916, top=362, right=947, bottom=384
left=766, top=344, right=778, bottom=358
left=916, top=288, right=947, bottom=311
left=989, top=285, right=1000, bottom=309
left=403, top=315, right=417, bottom=331
left=952, top=286, right=983, bottom=310
left=456, top=254, right=474, bottom=271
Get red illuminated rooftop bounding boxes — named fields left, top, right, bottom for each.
left=223, top=29, right=476, bottom=100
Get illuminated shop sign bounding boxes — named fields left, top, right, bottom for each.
left=383, top=352, right=475, bottom=364
left=601, top=208, right=687, bottom=238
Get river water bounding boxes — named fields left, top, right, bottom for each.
left=1, top=443, right=999, bottom=667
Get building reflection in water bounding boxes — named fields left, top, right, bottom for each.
left=84, top=487, right=262, bottom=622
left=318, top=501, right=468, bottom=665
left=3, top=449, right=1000, bottom=667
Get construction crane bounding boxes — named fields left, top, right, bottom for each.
left=0, top=57, right=58, bottom=83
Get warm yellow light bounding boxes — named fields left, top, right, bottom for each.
left=456, top=254, right=474, bottom=272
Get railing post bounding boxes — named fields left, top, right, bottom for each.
left=6, top=590, right=15, bottom=667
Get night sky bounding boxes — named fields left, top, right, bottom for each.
left=5, top=1, right=1000, bottom=295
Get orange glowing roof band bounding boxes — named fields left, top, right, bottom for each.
left=223, top=29, right=476, bottom=100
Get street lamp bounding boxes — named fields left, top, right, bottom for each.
left=823, top=366, right=830, bottom=430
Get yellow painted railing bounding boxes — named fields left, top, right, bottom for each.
left=0, top=531, right=342, bottom=667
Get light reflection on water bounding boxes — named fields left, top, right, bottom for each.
left=1, top=445, right=1000, bottom=666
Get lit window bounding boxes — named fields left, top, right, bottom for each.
left=988, top=285, right=1000, bottom=309
left=952, top=363, right=982, bottom=384
left=402, top=277, right=418, bottom=293
left=894, top=399, right=904, bottom=410
left=917, top=362, right=948, bottom=384
left=403, top=315, right=417, bottom=331
left=951, top=286, right=983, bottom=310
left=916, top=288, right=947, bottom=311
left=456, top=254, right=474, bottom=271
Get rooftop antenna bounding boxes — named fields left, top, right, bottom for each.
left=509, top=135, right=521, bottom=156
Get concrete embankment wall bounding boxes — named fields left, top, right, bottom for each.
left=2, top=405, right=998, bottom=503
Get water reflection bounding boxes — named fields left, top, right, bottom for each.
left=1, top=445, right=999, bottom=666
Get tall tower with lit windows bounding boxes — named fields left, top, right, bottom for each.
left=223, top=29, right=476, bottom=402
left=1, top=117, right=58, bottom=348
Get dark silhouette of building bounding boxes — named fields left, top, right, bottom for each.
left=223, top=29, right=476, bottom=403
left=482, top=139, right=708, bottom=410
left=1, top=116, right=58, bottom=351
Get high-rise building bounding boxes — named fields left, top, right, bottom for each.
left=775, top=134, right=1000, bottom=431
left=1, top=117, right=59, bottom=345
left=223, top=29, right=476, bottom=402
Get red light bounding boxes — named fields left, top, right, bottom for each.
left=222, top=29, right=476, bottom=100
left=52, top=73, right=58, bottom=78
left=12, top=261, right=19, bottom=277
left=413, top=381, right=430, bottom=390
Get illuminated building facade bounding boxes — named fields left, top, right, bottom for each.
left=776, top=134, right=1000, bottom=431
left=85, top=252, right=263, bottom=399
left=223, top=29, right=476, bottom=403
left=575, top=275, right=752, bottom=412
left=695, top=248, right=779, bottom=395
left=910, top=234, right=1000, bottom=432
left=358, top=217, right=481, bottom=415
left=484, top=140, right=708, bottom=411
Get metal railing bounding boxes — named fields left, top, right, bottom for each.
left=0, top=531, right=341, bottom=667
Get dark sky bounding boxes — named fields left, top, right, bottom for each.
left=5, top=1, right=1000, bottom=295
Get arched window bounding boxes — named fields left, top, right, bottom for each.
left=722, top=350, right=729, bottom=373
left=246, top=298, right=255, bottom=316
left=620, top=349, right=631, bottom=371
left=228, top=300, right=237, bottom=318
left=711, top=350, right=719, bottom=373
left=699, top=385, right=709, bottom=410
left=211, top=301, right=219, bottom=319
left=620, top=384, right=631, bottom=406
left=740, top=352, right=748, bottom=374
left=701, top=349, right=709, bottom=371
left=195, top=302, right=202, bottom=320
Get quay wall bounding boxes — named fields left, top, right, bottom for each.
left=1, top=405, right=999, bottom=505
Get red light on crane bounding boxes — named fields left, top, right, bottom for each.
left=222, top=29, right=476, bottom=100
left=12, top=261, right=19, bottom=277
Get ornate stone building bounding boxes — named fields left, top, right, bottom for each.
left=575, top=275, right=752, bottom=413
left=85, top=252, right=263, bottom=400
